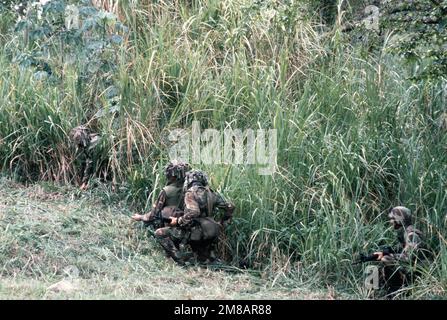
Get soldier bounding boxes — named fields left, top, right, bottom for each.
left=69, top=125, right=100, bottom=190
left=156, top=170, right=235, bottom=265
left=131, top=160, right=190, bottom=227
left=373, top=206, right=430, bottom=297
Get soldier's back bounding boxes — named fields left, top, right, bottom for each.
left=186, top=185, right=208, bottom=211
left=163, top=182, right=183, bottom=207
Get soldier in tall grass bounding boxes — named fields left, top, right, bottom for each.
left=69, top=125, right=100, bottom=190
left=131, top=160, right=190, bottom=226
left=374, top=206, right=431, bottom=297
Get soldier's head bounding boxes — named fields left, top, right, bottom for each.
left=184, top=170, right=209, bottom=189
left=70, top=125, right=100, bottom=150
left=388, top=206, right=412, bottom=229
left=164, top=160, right=191, bottom=183
left=70, top=125, right=91, bottom=149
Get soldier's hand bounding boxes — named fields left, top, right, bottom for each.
left=169, top=217, right=178, bottom=226
left=131, top=214, right=143, bottom=221
left=374, top=251, right=384, bottom=261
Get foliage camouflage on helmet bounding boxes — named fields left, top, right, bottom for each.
left=69, top=126, right=100, bottom=150
left=165, top=160, right=191, bottom=180
left=388, top=206, right=412, bottom=227
left=183, top=169, right=209, bottom=190
left=70, top=126, right=90, bottom=148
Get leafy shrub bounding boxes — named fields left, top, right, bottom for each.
left=381, top=0, right=447, bottom=81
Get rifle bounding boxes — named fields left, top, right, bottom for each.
left=144, top=209, right=172, bottom=229
left=153, top=209, right=172, bottom=224
left=352, top=246, right=395, bottom=265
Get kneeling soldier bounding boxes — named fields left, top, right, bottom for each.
left=156, top=170, right=235, bottom=264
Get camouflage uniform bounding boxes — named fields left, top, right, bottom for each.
left=141, top=179, right=184, bottom=226
left=138, top=160, right=190, bottom=225
left=379, top=206, right=430, bottom=296
left=69, top=125, right=100, bottom=189
left=156, top=170, right=235, bottom=264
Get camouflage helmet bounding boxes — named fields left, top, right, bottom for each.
left=70, top=126, right=91, bottom=148
left=165, top=160, right=191, bottom=181
left=184, top=169, right=209, bottom=189
left=69, top=125, right=100, bottom=150
left=388, top=206, right=412, bottom=227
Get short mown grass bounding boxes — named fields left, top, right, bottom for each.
left=0, top=177, right=351, bottom=299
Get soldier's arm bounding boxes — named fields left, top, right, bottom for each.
left=381, top=232, right=422, bottom=265
left=395, top=232, right=422, bottom=262
left=141, top=190, right=167, bottom=222
left=214, top=192, right=235, bottom=221
left=177, top=191, right=200, bottom=227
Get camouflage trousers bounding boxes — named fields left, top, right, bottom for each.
left=75, top=150, right=95, bottom=187
left=81, top=157, right=93, bottom=185
left=379, top=265, right=410, bottom=298
left=155, top=225, right=219, bottom=264
left=155, top=226, right=191, bottom=263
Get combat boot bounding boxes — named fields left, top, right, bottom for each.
left=171, top=250, right=192, bottom=266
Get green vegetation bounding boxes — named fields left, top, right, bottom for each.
left=0, top=0, right=446, bottom=299
left=382, top=0, right=447, bottom=80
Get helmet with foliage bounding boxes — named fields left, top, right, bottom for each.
left=165, top=160, right=191, bottom=181
left=69, top=125, right=100, bottom=150
left=388, top=206, right=412, bottom=228
left=183, top=169, right=209, bottom=189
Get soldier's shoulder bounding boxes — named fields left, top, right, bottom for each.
left=406, top=225, right=424, bottom=243
left=88, top=134, right=100, bottom=149
left=406, top=225, right=422, bottom=235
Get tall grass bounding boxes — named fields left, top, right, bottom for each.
left=0, top=0, right=445, bottom=298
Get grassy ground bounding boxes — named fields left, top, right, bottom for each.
left=0, top=178, right=347, bottom=300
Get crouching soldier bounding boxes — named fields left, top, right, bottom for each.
left=131, top=160, right=190, bottom=230
left=373, top=206, right=431, bottom=297
left=156, top=170, right=235, bottom=264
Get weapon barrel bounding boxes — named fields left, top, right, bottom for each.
left=352, top=253, right=379, bottom=265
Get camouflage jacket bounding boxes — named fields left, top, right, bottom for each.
left=177, top=183, right=234, bottom=228
left=382, top=225, right=428, bottom=265
left=142, top=181, right=184, bottom=222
